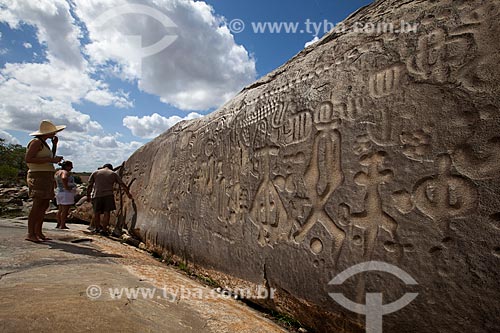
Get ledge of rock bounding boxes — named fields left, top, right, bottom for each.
left=117, top=0, right=500, bottom=332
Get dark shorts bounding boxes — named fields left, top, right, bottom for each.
left=92, top=195, right=116, bottom=214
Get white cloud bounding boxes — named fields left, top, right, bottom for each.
left=75, top=0, right=256, bottom=110
left=84, top=89, right=133, bottom=108
left=0, top=62, right=132, bottom=133
left=0, top=0, right=85, bottom=69
left=0, top=0, right=256, bottom=170
left=304, top=36, right=320, bottom=48
left=0, top=130, right=20, bottom=145
left=0, top=0, right=134, bottom=127
left=54, top=132, right=143, bottom=172
left=123, top=112, right=203, bottom=138
left=23, top=42, right=32, bottom=48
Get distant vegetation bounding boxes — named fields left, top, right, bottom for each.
left=0, top=138, right=27, bottom=181
left=0, top=139, right=93, bottom=184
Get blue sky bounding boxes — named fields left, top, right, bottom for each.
left=0, top=0, right=372, bottom=171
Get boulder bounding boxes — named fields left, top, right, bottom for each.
left=119, top=0, right=500, bottom=332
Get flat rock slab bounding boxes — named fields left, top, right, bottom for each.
left=0, top=219, right=287, bottom=333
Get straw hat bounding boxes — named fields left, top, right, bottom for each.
left=30, top=120, right=66, bottom=136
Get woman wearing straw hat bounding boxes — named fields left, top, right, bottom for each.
left=25, top=120, right=65, bottom=243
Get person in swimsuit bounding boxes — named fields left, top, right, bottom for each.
left=25, top=120, right=65, bottom=243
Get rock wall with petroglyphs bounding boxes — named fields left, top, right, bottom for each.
left=120, top=0, right=500, bottom=331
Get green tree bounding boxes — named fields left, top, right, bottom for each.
left=0, top=138, right=27, bottom=180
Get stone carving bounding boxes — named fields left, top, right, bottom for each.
left=249, top=146, right=289, bottom=246
left=293, top=118, right=344, bottom=260
left=283, top=110, right=313, bottom=145
left=119, top=1, right=500, bottom=332
left=400, top=129, right=432, bottom=162
left=413, top=155, right=478, bottom=230
left=340, top=152, right=398, bottom=258
left=369, top=65, right=405, bottom=98
left=367, top=107, right=395, bottom=146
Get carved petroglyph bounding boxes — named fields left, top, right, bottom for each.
left=249, top=147, right=289, bottom=246
left=270, top=101, right=286, bottom=129
left=407, top=28, right=448, bottom=82
left=391, top=190, right=414, bottom=215
left=369, top=65, right=405, bottom=98
left=236, top=99, right=281, bottom=147
left=254, top=120, right=269, bottom=149
left=453, top=137, right=500, bottom=180
left=220, top=181, right=248, bottom=225
left=367, top=107, right=395, bottom=146
left=353, top=134, right=373, bottom=156
left=283, top=152, right=306, bottom=165
left=310, top=237, right=324, bottom=255
left=339, top=152, right=398, bottom=258
left=314, top=101, right=334, bottom=124
left=293, top=120, right=345, bottom=259
left=346, top=95, right=373, bottom=121
left=407, top=26, right=477, bottom=83
left=283, top=110, right=313, bottom=145
left=400, top=129, right=432, bottom=162
left=120, top=2, right=500, bottom=332
left=413, top=155, right=478, bottom=230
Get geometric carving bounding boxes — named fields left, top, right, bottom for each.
left=249, top=147, right=289, bottom=246
left=407, top=28, right=449, bottom=83
left=293, top=121, right=345, bottom=260
left=310, top=238, right=324, bottom=255
left=353, top=134, right=373, bottom=156
left=413, top=155, right=478, bottom=230
left=391, top=190, right=414, bottom=215
left=407, top=27, right=477, bottom=84
left=117, top=1, right=500, bottom=332
left=369, top=65, right=405, bottom=98
left=400, top=129, right=432, bottom=161
left=314, top=101, right=335, bottom=124
left=339, top=151, right=398, bottom=258
left=367, top=107, right=394, bottom=146
left=283, top=110, right=313, bottom=145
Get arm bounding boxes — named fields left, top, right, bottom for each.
left=25, top=139, right=62, bottom=164
left=115, top=174, right=133, bottom=199
left=86, top=174, right=95, bottom=201
left=51, top=136, right=58, bottom=156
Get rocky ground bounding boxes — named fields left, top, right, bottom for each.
left=0, top=218, right=291, bottom=333
left=0, top=182, right=90, bottom=222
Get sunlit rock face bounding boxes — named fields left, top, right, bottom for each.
left=120, top=0, right=500, bottom=331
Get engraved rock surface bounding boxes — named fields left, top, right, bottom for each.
left=119, top=0, right=500, bottom=332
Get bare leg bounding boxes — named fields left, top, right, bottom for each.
left=29, top=198, right=50, bottom=241
left=89, top=215, right=95, bottom=230
left=59, top=205, right=71, bottom=229
left=94, top=212, right=101, bottom=231
left=101, top=211, right=111, bottom=233
left=56, top=205, right=62, bottom=228
left=26, top=198, right=45, bottom=242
